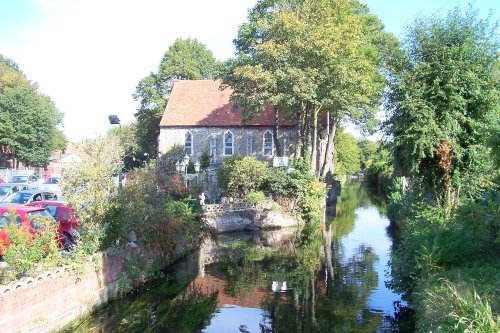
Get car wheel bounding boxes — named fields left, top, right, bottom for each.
left=63, top=233, right=77, bottom=251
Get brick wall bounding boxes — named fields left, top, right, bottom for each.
left=0, top=247, right=149, bottom=333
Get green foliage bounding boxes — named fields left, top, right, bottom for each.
left=364, top=145, right=393, bottom=194
left=218, top=155, right=268, bottom=197
left=1, top=215, right=66, bottom=283
left=389, top=188, right=500, bottom=331
left=357, top=138, right=379, bottom=170
left=386, top=6, right=499, bottom=206
left=334, top=131, right=361, bottom=177
left=417, top=279, right=499, bottom=333
left=0, top=55, right=67, bottom=165
left=133, top=39, right=219, bottom=157
left=199, top=146, right=210, bottom=170
left=245, top=191, right=267, bottom=205
left=107, top=123, right=144, bottom=171
left=221, top=0, right=397, bottom=172
left=60, top=136, right=123, bottom=255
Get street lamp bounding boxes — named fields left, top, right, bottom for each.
left=176, top=155, right=200, bottom=187
left=108, top=114, right=122, bottom=186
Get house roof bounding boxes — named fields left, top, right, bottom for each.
left=159, top=80, right=296, bottom=127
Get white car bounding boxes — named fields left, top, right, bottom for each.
left=39, top=177, right=62, bottom=196
left=9, top=174, right=39, bottom=189
left=0, top=189, right=58, bottom=206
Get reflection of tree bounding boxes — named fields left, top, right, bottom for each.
left=333, top=182, right=363, bottom=238
left=222, top=257, right=268, bottom=297
left=64, top=281, right=218, bottom=333
left=260, top=221, right=384, bottom=332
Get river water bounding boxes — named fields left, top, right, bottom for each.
left=64, top=182, right=412, bottom=332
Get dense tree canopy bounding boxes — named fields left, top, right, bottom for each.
left=221, top=0, right=396, bottom=178
left=334, top=131, right=361, bottom=177
left=0, top=55, right=66, bottom=166
left=385, top=7, right=499, bottom=206
left=133, top=38, right=219, bottom=157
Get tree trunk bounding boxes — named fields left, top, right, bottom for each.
left=317, top=112, right=329, bottom=177
left=297, top=105, right=304, bottom=158
left=321, top=117, right=337, bottom=180
left=310, top=107, right=319, bottom=174
left=273, top=106, right=282, bottom=156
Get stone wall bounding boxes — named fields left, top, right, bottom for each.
left=202, top=202, right=299, bottom=232
left=158, top=126, right=297, bottom=163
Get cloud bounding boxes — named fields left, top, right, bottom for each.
left=4, top=0, right=256, bottom=141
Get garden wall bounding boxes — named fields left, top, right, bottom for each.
left=202, top=201, right=299, bottom=232
left=0, top=245, right=164, bottom=333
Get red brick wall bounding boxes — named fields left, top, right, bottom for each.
left=0, top=248, right=135, bottom=333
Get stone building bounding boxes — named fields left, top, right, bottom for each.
left=158, top=80, right=297, bottom=164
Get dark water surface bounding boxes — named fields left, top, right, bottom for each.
left=64, top=182, right=411, bottom=332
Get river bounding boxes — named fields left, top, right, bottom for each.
left=63, top=182, right=412, bottom=332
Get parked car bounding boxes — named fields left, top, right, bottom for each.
left=39, top=177, right=62, bottom=197
left=27, top=201, right=78, bottom=249
left=0, top=189, right=58, bottom=206
left=0, top=206, right=56, bottom=255
left=0, top=184, right=29, bottom=201
left=9, top=174, right=38, bottom=189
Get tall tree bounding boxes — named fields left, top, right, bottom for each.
left=0, top=55, right=66, bottom=166
left=133, top=38, right=219, bottom=157
left=221, top=0, right=395, bottom=179
left=385, top=6, right=499, bottom=208
left=334, top=131, right=361, bottom=177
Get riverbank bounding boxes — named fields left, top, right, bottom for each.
left=388, top=190, right=499, bottom=332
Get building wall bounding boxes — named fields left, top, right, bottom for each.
left=158, top=126, right=297, bottom=163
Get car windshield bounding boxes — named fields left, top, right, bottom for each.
left=10, top=175, right=28, bottom=183
left=0, top=186, right=11, bottom=195
left=27, top=209, right=55, bottom=228
left=5, top=192, right=33, bottom=204
left=43, top=178, right=59, bottom=184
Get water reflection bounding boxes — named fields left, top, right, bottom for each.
left=66, top=182, right=410, bottom=332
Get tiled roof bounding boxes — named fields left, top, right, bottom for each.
left=159, top=80, right=296, bottom=127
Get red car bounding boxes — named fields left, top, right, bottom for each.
left=27, top=201, right=78, bottom=249
left=0, top=206, right=55, bottom=255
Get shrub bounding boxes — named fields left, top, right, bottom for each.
left=218, top=155, right=268, bottom=197
left=245, top=191, right=267, bottom=205
left=1, top=215, right=65, bottom=282
left=60, top=136, right=123, bottom=255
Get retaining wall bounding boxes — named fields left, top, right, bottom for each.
left=203, top=201, right=299, bottom=232
left=0, top=245, right=164, bottom=333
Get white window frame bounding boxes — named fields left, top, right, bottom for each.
left=224, top=130, right=234, bottom=156
left=263, top=130, right=274, bottom=156
left=184, top=131, right=193, bottom=156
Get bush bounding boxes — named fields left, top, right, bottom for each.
left=60, top=136, right=123, bottom=255
left=218, top=155, right=268, bottom=197
left=1, top=215, right=66, bottom=282
left=245, top=191, right=267, bottom=205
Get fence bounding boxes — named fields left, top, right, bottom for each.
left=0, top=168, right=41, bottom=182
left=203, top=202, right=256, bottom=216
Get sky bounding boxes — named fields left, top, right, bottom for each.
left=1, top=0, right=498, bottom=142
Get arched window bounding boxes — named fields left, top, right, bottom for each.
left=224, top=130, right=234, bottom=155
left=263, top=130, right=273, bottom=156
left=184, top=131, right=193, bottom=155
